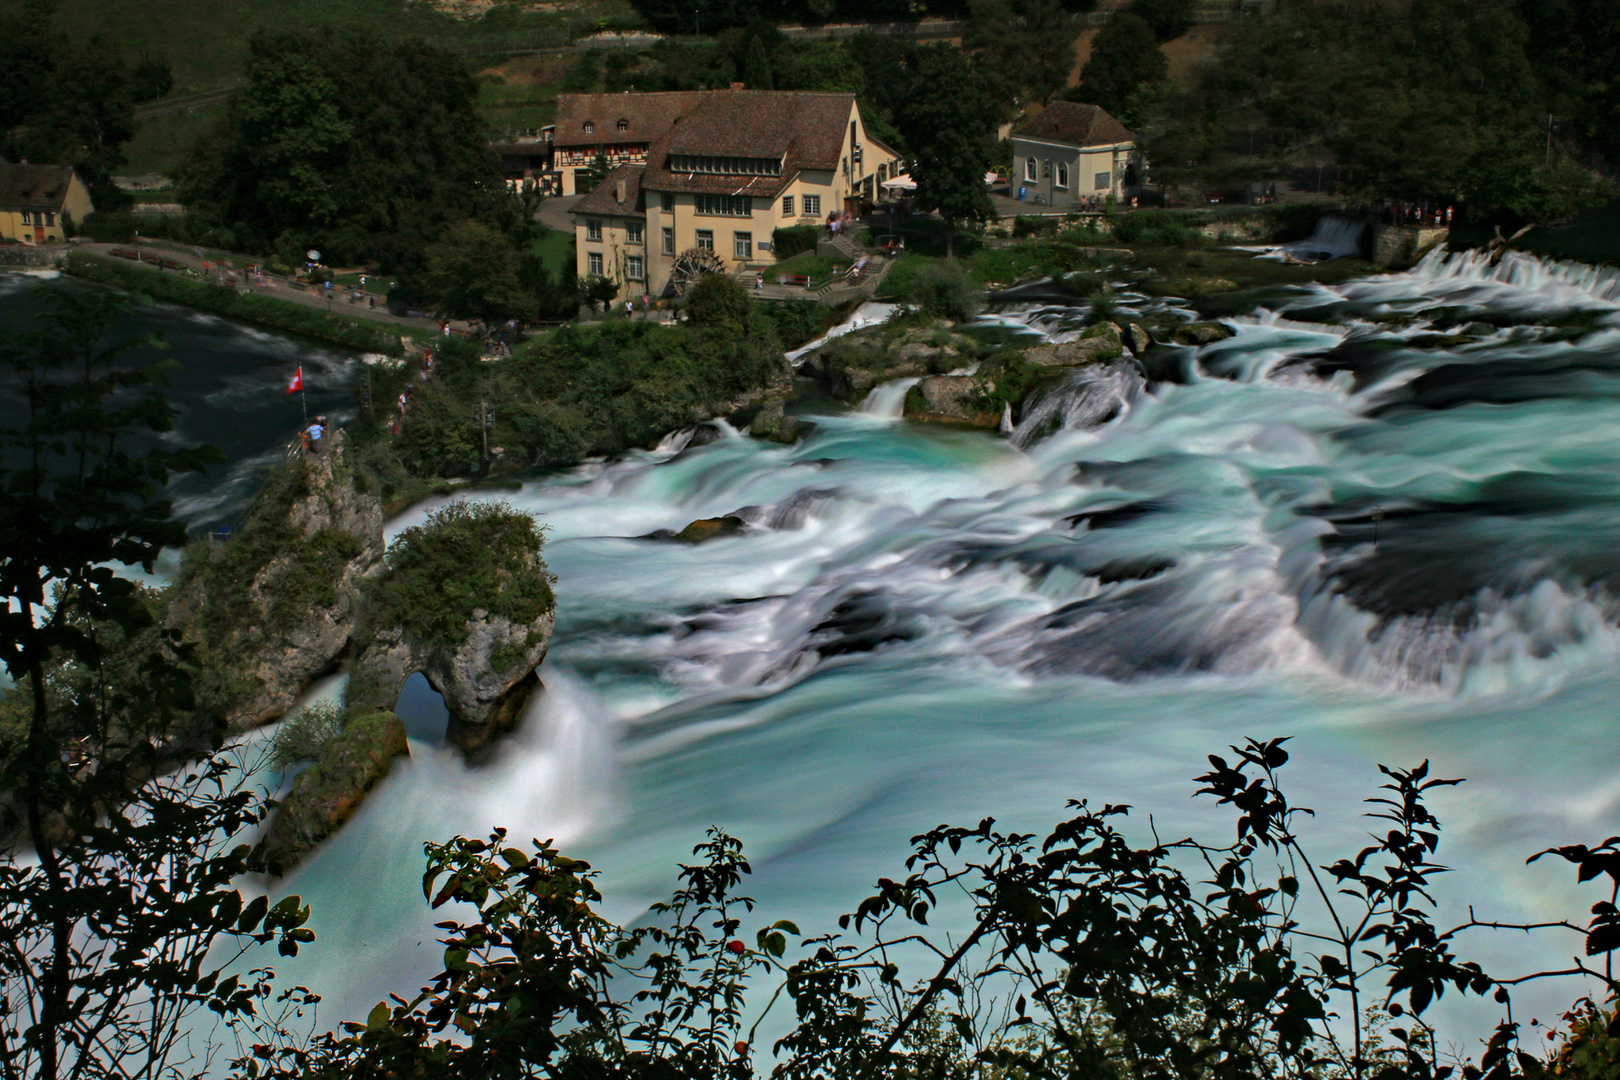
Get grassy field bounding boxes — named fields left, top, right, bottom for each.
left=119, top=106, right=224, bottom=176
left=53, top=0, right=637, bottom=93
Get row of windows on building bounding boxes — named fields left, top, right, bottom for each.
left=670, top=155, right=783, bottom=177
left=586, top=229, right=756, bottom=279
left=582, top=191, right=824, bottom=245
left=16, top=210, right=57, bottom=226
left=1022, top=157, right=1110, bottom=191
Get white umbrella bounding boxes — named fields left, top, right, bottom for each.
left=881, top=173, right=916, bottom=191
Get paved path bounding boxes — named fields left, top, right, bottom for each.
left=538, top=195, right=581, bottom=235
left=75, top=242, right=459, bottom=337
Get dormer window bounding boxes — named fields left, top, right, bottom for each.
left=583, top=121, right=594, bottom=134
left=616, top=118, right=629, bottom=131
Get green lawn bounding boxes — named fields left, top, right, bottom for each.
left=769, top=251, right=849, bottom=287
left=530, top=228, right=574, bottom=278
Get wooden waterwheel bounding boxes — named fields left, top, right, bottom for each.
left=669, top=247, right=726, bottom=295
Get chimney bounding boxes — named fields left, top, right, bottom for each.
left=730, top=81, right=744, bottom=91
left=615, top=179, right=627, bottom=204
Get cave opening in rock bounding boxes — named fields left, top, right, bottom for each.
left=395, top=672, right=449, bottom=747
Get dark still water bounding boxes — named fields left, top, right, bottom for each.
left=0, top=270, right=362, bottom=533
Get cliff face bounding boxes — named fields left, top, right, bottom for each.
left=169, top=431, right=386, bottom=731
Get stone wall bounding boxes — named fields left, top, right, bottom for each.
left=1373, top=224, right=1449, bottom=268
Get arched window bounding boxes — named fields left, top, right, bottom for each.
left=1056, top=162, right=1069, bottom=188
left=1025, top=156, right=1037, bottom=183
left=583, top=121, right=595, bottom=134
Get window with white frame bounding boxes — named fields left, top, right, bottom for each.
left=626, top=222, right=643, bottom=244
left=626, top=255, right=644, bottom=279
left=802, top=194, right=820, bottom=216
left=587, top=251, right=603, bottom=275
left=19, top=211, right=31, bottom=225
left=584, top=121, right=594, bottom=133
left=662, top=227, right=674, bottom=254
left=586, top=219, right=602, bottom=241
left=1056, top=162, right=1069, bottom=188
left=734, top=232, right=752, bottom=259
left=694, top=194, right=750, bottom=216
left=1026, top=157, right=1038, bottom=182
left=1095, top=172, right=1111, bottom=190
left=781, top=194, right=794, bottom=216
left=695, top=229, right=714, bottom=251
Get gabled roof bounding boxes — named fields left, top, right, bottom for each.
left=0, top=164, right=78, bottom=211
left=571, top=164, right=647, bottom=219
left=660, top=90, right=854, bottom=169
left=1012, top=102, right=1135, bottom=148
left=552, top=92, right=709, bottom=149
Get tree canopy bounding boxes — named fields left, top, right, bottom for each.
left=895, top=45, right=997, bottom=252
left=181, top=29, right=527, bottom=271
left=1069, top=13, right=1167, bottom=123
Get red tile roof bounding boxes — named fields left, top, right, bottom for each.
left=572, top=164, right=647, bottom=218
left=0, top=164, right=78, bottom=211
left=1012, top=102, right=1135, bottom=148
left=552, top=92, right=709, bottom=149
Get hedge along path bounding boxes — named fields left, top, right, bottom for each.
left=64, top=252, right=407, bottom=357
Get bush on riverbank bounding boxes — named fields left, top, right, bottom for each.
left=65, top=253, right=405, bottom=356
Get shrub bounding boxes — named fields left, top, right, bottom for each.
left=771, top=224, right=819, bottom=260
left=268, top=701, right=348, bottom=772
left=1111, top=209, right=1195, bottom=246
left=901, top=260, right=983, bottom=321
left=366, top=500, right=554, bottom=650
left=685, top=274, right=751, bottom=333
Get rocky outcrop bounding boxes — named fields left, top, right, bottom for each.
left=640, top=516, right=749, bottom=543
left=348, top=610, right=553, bottom=757
left=1025, top=322, right=1126, bottom=368
left=259, top=711, right=409, bottom=874
left=345, top=500, right=556, bottom=759
left=1122, top=322, right=1152, bottom=356
left=799, top=323, right=980, bottom=404
left=903, top=376, right=1000, bottom=427
left=168, top=431, right=385, bottom=731
left=1170, top=321, right=1235, bottom=346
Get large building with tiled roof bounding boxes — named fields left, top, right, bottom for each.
left=569, top=88, right=903, bottom=300
left=1009, top=102, right=1139, bottom=210
left=0, top=163, right=93, bottom=245
left=547, top=91, right=713, bottom=196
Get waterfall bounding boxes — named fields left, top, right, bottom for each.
left=1285, top=214, right=1365, bottom=261
left=1010, top=363, right=1143, bottom=447
left=857, top=376, right=921, bottom=419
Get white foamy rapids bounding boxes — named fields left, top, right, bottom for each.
left=269, top=255, right=1620, bottom=1044
left=1248, top=214, right=1367, bottom=262
left=785, top=301, right=897, bottom=365
left=1010, top=362, right=1143, bottom=447
left=1289, top=247, right=1620, bottom=321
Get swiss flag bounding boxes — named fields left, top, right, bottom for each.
left=285, top=366, right=303, bottom=394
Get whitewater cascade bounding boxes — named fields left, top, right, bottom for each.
left=39, top=248, right=1612, bottom=1043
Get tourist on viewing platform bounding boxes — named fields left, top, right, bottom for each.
left=304, top=417, right=325, bottom=454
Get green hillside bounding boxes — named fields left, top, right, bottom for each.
left=52, top=0, right=621, bottom=93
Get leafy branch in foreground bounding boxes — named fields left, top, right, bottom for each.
left=242, top=737, right=1620, bottom=1080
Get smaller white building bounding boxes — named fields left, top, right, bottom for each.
left=1009, top=102, right=1139, bottom=210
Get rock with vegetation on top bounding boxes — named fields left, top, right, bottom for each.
left=1171, top=321, right=1235, bottom=346
left=903, top=376, right=1000, bottom=427
left=347, top=500, right=556, bottom=758
left=640, top=516, right=748, bottom=543
left=259, top=710, right=409, bottom=874
left=167, top=430, right=385, bottom=731
left=1025, top=322, right=1126, bottom=368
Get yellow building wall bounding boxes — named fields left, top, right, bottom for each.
left=571, top=100, right=907, bottom=301
left=0, top=174, right=95, bottom=244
